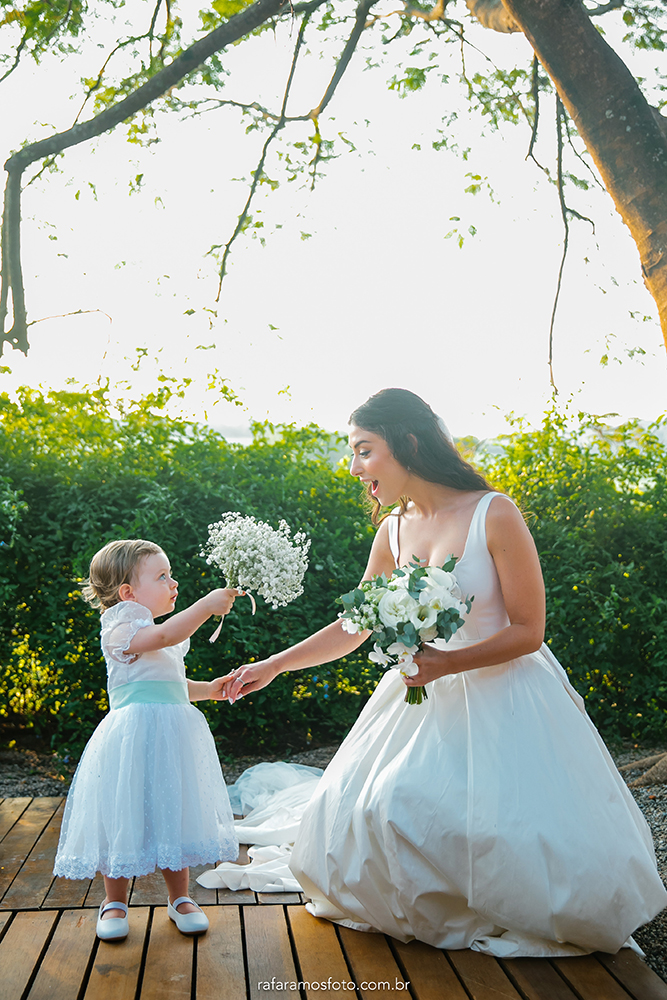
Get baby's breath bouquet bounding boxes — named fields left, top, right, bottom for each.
left=337, top=557, right=473, bottom=704
left=202, top=513, right=310, bottom=641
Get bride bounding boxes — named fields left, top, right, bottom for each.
left=220, top=387, right=666, bottom=957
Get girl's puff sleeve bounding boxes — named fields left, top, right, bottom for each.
left=101, top=601, right=154, bottom=664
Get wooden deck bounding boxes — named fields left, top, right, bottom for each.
left=2, top=798, right=667, bottom=1000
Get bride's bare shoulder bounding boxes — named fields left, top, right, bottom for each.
left=486, top=493, right=535, bottom=547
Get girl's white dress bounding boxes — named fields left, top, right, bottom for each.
left=54, top=601, right=238, bottom=879
left=284, top=493, right=666, bottom=956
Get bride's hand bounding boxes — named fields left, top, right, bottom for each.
left=223, top=658, right=282, bottom=703
left=403, top=645, right=452, bottom=688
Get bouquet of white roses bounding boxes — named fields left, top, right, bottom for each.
left=202, top=513, right=310, bottom=641
left=337, top=557, right=472, bottom=704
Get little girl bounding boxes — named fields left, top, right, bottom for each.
left=54, top=538, right=239, bottom=942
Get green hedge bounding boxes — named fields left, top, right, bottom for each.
left=0, top=385, right=379, bottom=757
left=481, top=408, right=667, bottom=741
left=1, top=387, right=666, bottom=757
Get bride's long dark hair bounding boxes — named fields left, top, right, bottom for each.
left=350, top=388, right=494, bottom=524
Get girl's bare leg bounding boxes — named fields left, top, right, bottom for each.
left=102, top=876, right=130, bottom=919
left=161, top=867, right=198, bottom=912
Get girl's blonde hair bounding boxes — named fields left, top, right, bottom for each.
left=82, top=539, right=164, bottom=611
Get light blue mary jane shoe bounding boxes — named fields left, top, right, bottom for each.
left=96, top=901, right=129, bottom=941
left=167, top=895, right=209, bottom=935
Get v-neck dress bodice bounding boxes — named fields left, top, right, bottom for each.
left=386, top=491, right=511, bottom=641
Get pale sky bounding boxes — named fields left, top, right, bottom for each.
left=2, top=3, right=665, bottom=441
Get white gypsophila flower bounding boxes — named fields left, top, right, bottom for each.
left=202, top=513, right=310, bottom=609
left=378, top=588, right=419, bottom=630
left=340, top=616, right=362, bottom=634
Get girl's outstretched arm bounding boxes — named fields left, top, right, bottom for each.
left=223, top=518, right=397, bottom=702
left=126, top=589, right=239, bottom=655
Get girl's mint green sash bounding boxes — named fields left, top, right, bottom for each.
left=109, top=680, right=189, bottom=710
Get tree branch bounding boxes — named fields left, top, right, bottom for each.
left=308, top=0, right=378, bottom=119
left=526, top=54, right=547, bottom=172
left=212, top=13, right=311, bottom=294
left=204, top=0, right=379, bottom=293
left=1, top=0, right=76, bottom=87
left=0, top=32, right=28, bottom=85
left=465, top=0, right=520, bottom=33
left=73, top=0, right=168, bottom=126
left=0, top=169, right=27, bottom=353
left=546, top=98, right=595, bottom=390
left=1, top=0, right=321, bottom=355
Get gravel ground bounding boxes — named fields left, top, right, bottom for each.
left=2, top=742, right=666, bottom=982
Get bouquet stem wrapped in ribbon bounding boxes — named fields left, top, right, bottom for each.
left=337, top=557, right=473, bottom=704
left=202, top=513, right=310, bottom=641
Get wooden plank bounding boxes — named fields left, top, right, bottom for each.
left=189, top=866, right=217, bottom=906
left=447, top=950, right=523, bottom=1000
left=257, top=892, right=302, bottom=905
left=0, top=910, right=12, bottom=940
left=84, top=906, right=149, bottom=1000
left=83, top=871, right=108, bottom=907
left=0, top=798, right=62, bottom=905
left=245, top=904, right=299, bottom=1000
left=338, top=926, right=408, bottom=1000
left=26, top=909, right=97, bottom=1000
left=554, top=956, right=634, bottom=1000
left=140, top=905, right=194, bottom=1000
left=0, top=909, right=58, bottom=1000
left=288, top=906, right=354, bottom=999
left=501, top=957, right=581, bottom=1000
left=597, top=950, right=667, bottom=1000
left=0, top=797, right=32, bottom=840
left=218, top=887, right=257, bottom=904
left=195, top=907, right=247, bottom=1000
left=130, top=869, right=167, bottom=906
left=1, top=800, right=65, bottom=909
left=43, top=873, right=93, bottom=909
left=392, top=939, right=469, bottom=1000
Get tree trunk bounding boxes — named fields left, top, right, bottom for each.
left=499, top=0, right=667, bottom=348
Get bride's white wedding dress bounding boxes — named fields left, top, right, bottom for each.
left=201, top=492, right=667, bottom=957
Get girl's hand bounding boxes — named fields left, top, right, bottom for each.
left=206, top=588, right=239, bottom=617
left=403, top=644, right=452, bottom=688
left=207, top=676, right=228, bottom=701
left=223, top=658, right=282, bottom=704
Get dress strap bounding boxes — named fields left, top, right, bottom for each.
left=465, top=492, right=514, bottom=556
left=386, top=512, right=400, bottom=568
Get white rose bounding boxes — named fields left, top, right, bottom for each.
left=424, top=566, right=459, bottom=590
left=418, top=624, right=438, bottom=642
left=378, top=589, right=420, bottom=630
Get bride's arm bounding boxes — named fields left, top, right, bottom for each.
left=223, top=518, right=396, bottom=702
left=406, top=498, right=546, bottom=687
